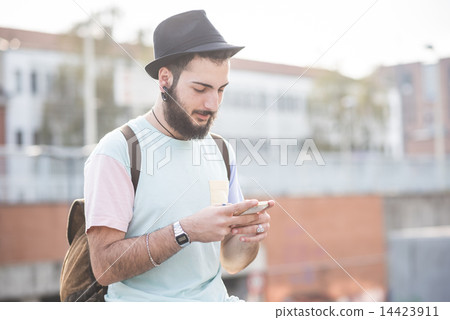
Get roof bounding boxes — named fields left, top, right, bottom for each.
left=1, top=27, right=324, bottom=77
left=231, top=58, right=327, bottom=78
left=0, top=27, right=153, bottom=59
left=0, top=27, right=75, bottom=52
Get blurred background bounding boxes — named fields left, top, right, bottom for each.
left=1, top=0, right=450, bottom=302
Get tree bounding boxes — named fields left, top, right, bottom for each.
left=40, top=62, right=129, bottom=146
left=307, top=71, right=387, bottom=153
left=40, top=9, right=141, bottom=147
left=41, top=64, right=84, bottom=146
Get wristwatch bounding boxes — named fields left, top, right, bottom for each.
left=173, top=221, right=190, bottom=247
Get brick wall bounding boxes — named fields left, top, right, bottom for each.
left=264, top=195, right=386, bottom=302
left=0, top=203, right=70, bottom=265
left=0, top=195, right=387, bottom=301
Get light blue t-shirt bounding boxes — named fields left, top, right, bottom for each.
left=88, top=116, right=244, bottom=301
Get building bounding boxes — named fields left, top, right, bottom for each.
left=0, top=27, right=155, bottom=148
left=0, top=27, right=154, bottom=203
left=0, top=28, right=77, bottom=147
left=375, top=58, right=450, bottom=157
left=216, top=58, right=322, bottom=140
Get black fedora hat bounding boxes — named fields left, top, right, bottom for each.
left=145, top=10, right=244, bottom=79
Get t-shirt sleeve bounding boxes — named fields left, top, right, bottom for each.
left=227, top=142, right=244, bottom=204
left=84, top=154, right=134, bottom=233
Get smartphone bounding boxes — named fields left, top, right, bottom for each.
left=238, top=201, right=269, bottom=215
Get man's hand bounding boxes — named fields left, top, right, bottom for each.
left=183, top=199, right=274, bottom=274
left=181, top=199, right=272, bottom=243
left=229, top=199, right=274, bottom=243
left=222, top=199, right=274, bottom=273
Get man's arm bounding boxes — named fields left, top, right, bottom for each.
left=88, top=200, right=264, bottom=286
left=88, top=224, right=179, bottom=286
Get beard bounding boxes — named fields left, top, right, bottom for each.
left=163, top=86, right=217, bottom=140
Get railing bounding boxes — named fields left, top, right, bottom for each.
left=1, top=144, right=449, bottom=204
left=0, top=145, right=89, bottom=203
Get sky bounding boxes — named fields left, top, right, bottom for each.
left=1, top=0, right=450, bottom=79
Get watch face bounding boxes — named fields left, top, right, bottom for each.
left=176, top=234, right=189, bottom=245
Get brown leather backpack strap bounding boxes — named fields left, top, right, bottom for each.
left=120, top=124, right=141, bottom=193
left=67, top=199, right=85, bottom=245
left=210, top=133, right=231, bottom=181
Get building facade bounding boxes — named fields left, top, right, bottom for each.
left=375, top=58, right=450, bottom=157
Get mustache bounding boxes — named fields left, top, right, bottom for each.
left=193, top=110, right=215, bottom=116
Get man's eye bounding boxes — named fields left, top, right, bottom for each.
left=194, top=88, right=205, bottom=93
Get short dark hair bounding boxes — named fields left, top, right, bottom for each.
left=166, top=49, right=236, bottom=88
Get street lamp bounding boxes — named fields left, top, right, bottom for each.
left=79, top=18, right=98, bottom=147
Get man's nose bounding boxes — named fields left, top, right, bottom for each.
left=204, top=91, right=221, bottom=111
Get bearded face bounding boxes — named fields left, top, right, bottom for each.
left=163, top=85, right=217, bottom=140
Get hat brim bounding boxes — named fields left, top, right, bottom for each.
left=145, top=43, right=244, bottom=79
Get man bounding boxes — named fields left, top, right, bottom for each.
left=84, top=10, right=273, bottom=302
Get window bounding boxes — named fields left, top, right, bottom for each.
left=400, top=72, right=413, bottom=96
left=400, top=71, right=415, bottom=122
left=15, top=70, right=22, bottom=93
left=278, top=95, right=299, bottom=112
left=225, top=91, right=269, bottom=110
left=422, top=64, right=437, bottom=102
left=46, top=73, right=54, bottom=95
left=33, top=131, right=40, bottom=145
left=16, top=130, right=23, bottom=146
left=31, top=71, right=38, bottom=95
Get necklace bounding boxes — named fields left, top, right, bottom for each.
left=152, top=109, right=177, bottom=139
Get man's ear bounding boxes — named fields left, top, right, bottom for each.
left=158, top=67, right=173, bottom=92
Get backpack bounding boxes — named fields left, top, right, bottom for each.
left=59, top=127, right=230, bottom=302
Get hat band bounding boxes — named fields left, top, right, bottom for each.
left=158, top=34, right=227, bottom=58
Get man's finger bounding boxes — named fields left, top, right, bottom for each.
left=230, top=213, right=261, bottom=226
left=238, top=232, right=268, bottom=243
left=222, top=199, right=258, bottom=216
left=231, top=222, right=270, bottom=235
